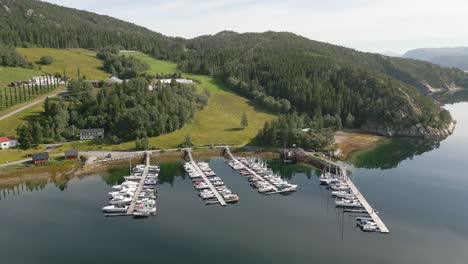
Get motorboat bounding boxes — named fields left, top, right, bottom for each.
left=332, top=190, right=356, bottom=199
left=144, top=179, right=157, bottom=185
left=109, top=196, right=132, bottom=205
left=124, top=175, right=142, bottom=181
left=102, top=205, right=128, bottom=213
left=329, top=184, right=350, bottom=191
left=224, top=194, right=240, bottom=203
left=335, top=199, right=362, bottom=208
left=360, top=224, right=379, bottom=232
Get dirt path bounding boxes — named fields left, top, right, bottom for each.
left=0, top=88, right=65, bottom=121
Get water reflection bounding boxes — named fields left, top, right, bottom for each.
left=431, top=90, right=468, bottom=104
left=350, top=138, right=440, bottom=169
left=267, top=160, right=318, bottom=179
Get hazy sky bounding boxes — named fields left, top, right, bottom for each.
left=44, top=0, right=468, bottom=53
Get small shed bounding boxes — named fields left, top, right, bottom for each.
left=32, top=152, right=49, bottom=165
left=64, top=150, right=78, bottom=160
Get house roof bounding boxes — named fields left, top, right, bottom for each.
left=32, top=152, right=49, bottom=160
left=0, top=136, right=16, bottom=142
left=65, top=150, right=78, bottom=156
left=80, top=128, right=104, bottom=134
left=105, top=76, right=123, bottom=84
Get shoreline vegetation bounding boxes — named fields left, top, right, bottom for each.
left=0, top=131, right=384, bottom=182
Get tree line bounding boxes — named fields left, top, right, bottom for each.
left=254, top=112, right=335, bottom=151
left=0, top=45, right=32, bottom=68
left=16, top=79, right=208, bottom=149
left=97, top=48, right=150, bottom=79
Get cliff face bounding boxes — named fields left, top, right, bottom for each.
left=362, top=120, right=456, bottom=140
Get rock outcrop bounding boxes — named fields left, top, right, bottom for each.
left=363, top=120, right=456, bottom=140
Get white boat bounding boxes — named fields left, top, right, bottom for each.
left=109, top=197, right=132, bottom=205
left=124, top=176, right=142, bottom=181
left=102, top=205, right=128, bottom=213
left=360, top=224, right=379, bottom=232
left=144, top=179, right=157, bottom=185
left=335, top=199, right=362, bottom=208
left=329, top=184, right=350, bottom=191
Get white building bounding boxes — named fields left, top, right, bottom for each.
left=29, top=76, right=62, bottom=86
left=0, top=137, right=18, bottom=149
left=157, top=79, right=194, bottom=85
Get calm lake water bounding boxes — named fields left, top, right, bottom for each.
left=1, top=103, right=468, bottom=264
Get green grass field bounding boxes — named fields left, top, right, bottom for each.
left=115, top=52, right=276, bottom=148
left=16, top=48, right=109, bottom=80
left=0, top=67, right=43, bottom=86
left=2, top=50, right=275, bottom=163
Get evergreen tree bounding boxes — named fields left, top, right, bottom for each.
left=240, top=112, right=248, bottom=128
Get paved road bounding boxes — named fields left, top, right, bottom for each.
left=0, top=89, right=66, bottom=121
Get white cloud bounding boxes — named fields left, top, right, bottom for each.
left=44, top=0, right=468, bottom=53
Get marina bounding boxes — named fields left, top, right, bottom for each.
left=102, top=152, right=158, bottom=217
left=184, top=149, right=239, bottom=206
left=2, top=103, right=468, bottom=264
left=320, top=161, right=390, bottom=233
left=224, top=147, right=298, bottom=195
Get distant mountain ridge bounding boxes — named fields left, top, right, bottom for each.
left=404, top=47, right=468, bottom=71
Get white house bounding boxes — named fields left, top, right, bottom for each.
left=0, top=136, right=18, bottom=149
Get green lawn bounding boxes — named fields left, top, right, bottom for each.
left=0, top=67, right=43, bottom=86
left=17, top=48, right=109, bottom=80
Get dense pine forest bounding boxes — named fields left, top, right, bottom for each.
left=0, top=0, right=185, bottom=60
left=16, top=79, right=207, bottom=149
left=180, top=32, right=454, bottom=134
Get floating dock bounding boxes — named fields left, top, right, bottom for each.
left=126, top=152, right=151, bottom=214
left=345, top=175, right=390, bottom=233
left=186, top=149, right=226, bottom=206
left=224, top=147, right=279, bottom=193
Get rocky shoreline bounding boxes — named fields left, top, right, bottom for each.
left=362, top=120, right=456, bottom=140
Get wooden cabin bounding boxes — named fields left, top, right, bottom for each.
left=32, top=152, right=49, bottom=165
left=64, top=150, right=78, bottom=160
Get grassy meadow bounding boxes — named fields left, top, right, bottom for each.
left=16, top=48, right=109, bottom=80
left=1, top=50, right=275, bottom=164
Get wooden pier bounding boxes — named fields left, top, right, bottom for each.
left=344, top=170, right=390, bottom=233
left=126, top=152, right=151, bottom=214
left=224, top=147, right=279, bottom=193
left=186, top=149, right=226, bottom=206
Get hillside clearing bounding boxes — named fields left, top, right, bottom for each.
left=16, top=48, right=109, bottom=80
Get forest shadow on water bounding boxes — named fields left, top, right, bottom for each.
left=349, top=137, right=441, bottom=170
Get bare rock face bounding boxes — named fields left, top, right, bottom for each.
left=362, top=120, right=456, bottom=140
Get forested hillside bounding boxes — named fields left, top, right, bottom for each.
left=0, top=0, right=184, bottom=60
left=0, top=1, right=462, bottom=139
left=180, top=32, right=455, bottom=138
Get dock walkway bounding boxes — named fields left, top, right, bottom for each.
left=186, top=149, right=226, bottom=206
left=126, top=152, right=151, bottom=214
left=344, top=172, right=390, bottom=233
left=224, top=147, right=279, bottom=193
